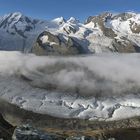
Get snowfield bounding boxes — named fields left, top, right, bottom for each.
left=0, top=51, right=140, bottom=121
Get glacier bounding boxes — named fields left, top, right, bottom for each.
left=0, top=51, right=140, bottom=121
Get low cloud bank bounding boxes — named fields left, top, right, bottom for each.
left=0, top=51, right=140, bottom=97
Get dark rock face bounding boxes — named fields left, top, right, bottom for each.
left=112, top=38, right=139, bottom=53
left=130, top=21, right=140, bottom=34
left=63, top=24, right=78, bottom=34
left=32, top=31, right=90, bottom=55
left=0, top=114, right=15, bottom=140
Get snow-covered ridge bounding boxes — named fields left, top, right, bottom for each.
left=0, top=51, right=140, bottom=120
left=1, top=12, right=140, bottom=54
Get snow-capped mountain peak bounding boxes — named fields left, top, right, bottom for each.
left=0, top=12, right=42, bottom=38
left=0, top=12, right=32, bottom=28
left=52, top=17, right=66, bottom=25
left=67, top=17, right=79, bottom=24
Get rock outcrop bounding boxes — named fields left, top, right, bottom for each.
left=32, top=31, right=90, bottom=55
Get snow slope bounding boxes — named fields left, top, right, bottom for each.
left=0, top=51, right=140, bottom=121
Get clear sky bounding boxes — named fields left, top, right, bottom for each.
left=0, top=0, right=139, bottom=21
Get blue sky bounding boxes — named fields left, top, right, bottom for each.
left=0, top=0, right=139, bottom=21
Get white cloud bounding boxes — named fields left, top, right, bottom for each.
left=1, top=51, right=140, bottom=97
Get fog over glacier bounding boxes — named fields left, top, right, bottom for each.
left=1, top=51, right=140, bottom=97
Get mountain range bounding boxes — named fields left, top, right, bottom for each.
left=0, top=12, right=140, bottom=134
left=0, top=12, right=140, bottom=54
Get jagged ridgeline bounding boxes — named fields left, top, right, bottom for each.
left=0, top=12, right=140, bottom=54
